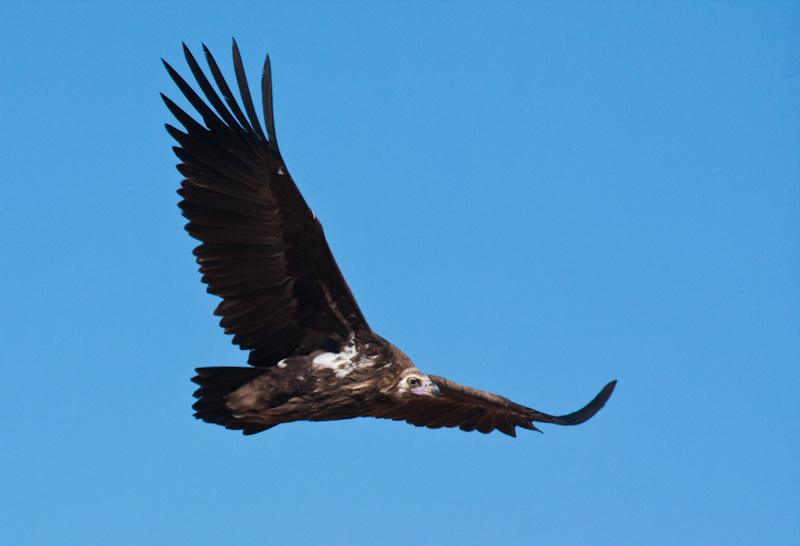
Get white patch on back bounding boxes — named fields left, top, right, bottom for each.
left=312, top=342, right=372, bottom=378
left=276, top=358, right=288, bottom=368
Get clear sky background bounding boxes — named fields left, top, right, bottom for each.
left=2, top=2, right=798, bottom=545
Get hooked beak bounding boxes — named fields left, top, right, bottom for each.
left=412, top=380, right=441, bottom=397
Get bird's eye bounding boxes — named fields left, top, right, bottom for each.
left=408, top=377, right=418, bottom=386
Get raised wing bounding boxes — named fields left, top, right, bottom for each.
left=163, top=40, right=370, bottom=366
left=378, top=378, right=616, bottom=437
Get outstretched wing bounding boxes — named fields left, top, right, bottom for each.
left=378, top=379, right=616, bottom=437
left=163, top=40, right=370, bottom=366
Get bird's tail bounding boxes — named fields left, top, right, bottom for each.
left=191, top=367, right=274, bottom=435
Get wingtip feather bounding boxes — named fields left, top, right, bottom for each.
left=546, top=380, right=617, bottom=426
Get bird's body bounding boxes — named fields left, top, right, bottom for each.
left=163, top=41, right=615, bottom=437
left=194, top=337, right=416, bottom=434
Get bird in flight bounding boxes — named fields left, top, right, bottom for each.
left=163, top=40, right=616, bottom=437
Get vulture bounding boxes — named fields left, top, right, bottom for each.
left=163, top=40, right=616, bottom=437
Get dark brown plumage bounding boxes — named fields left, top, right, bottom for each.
left=164, top=40, right=616, bottom=437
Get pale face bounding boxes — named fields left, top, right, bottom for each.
left=396, top=370, right=441, bottom=398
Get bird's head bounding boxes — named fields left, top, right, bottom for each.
left=395, top=369, right=441, bottom=399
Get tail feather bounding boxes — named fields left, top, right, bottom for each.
left=191, top=367, right=274, bottom=435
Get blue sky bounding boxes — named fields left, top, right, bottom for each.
left=2, top=2, right=798, bottom=545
